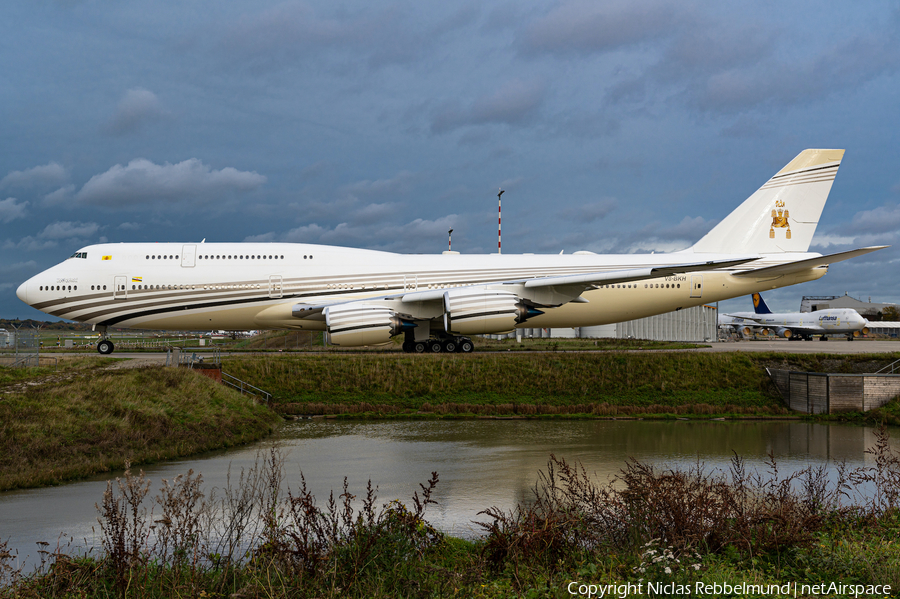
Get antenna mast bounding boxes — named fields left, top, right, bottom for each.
left=498, top=189, right=505, bottom=254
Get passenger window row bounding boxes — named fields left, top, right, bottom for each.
left=143, top=254, right=305, bottom=260
left=599, top=283, right=682, bottom=289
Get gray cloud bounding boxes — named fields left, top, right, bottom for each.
left=39, top=221, right=101, bottom=240
left=341, top=171, right=415, bottom=198
left=516, top=1, right=900, bottom=117
left=0, top=260, right=38, bottom=274
left=432, top=79, right=546, bottom=133
left=107, top=88, right=168, bottom=135
left=637, top=12, right=899, bottom=115
left=218, top=2, right=478, bottom=71
left=842, top=204, right=900, bottom=236
left=689, top=35, right=900, bottom=113
left=0, top=198, right=29, bottom=223
left=75, top=159, right=266, bottom=207
left=560, top=198, right=618, bottom=223
left=519, top=0, right=686, bottom=56
left=43, top=185, right=76, bottom=206
left=245, top=214, right=462, bottom=253
left=0, top=162, right=68, bottom=190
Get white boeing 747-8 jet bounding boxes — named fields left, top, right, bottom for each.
left=719, top=292, right=869, bottom=341
left=16, top=149, right=887, bottom=354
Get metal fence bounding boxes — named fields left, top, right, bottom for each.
left=0, top=329, right=57, bottom=369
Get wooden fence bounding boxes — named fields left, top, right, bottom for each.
left=767, top=368, right=900, bottom=414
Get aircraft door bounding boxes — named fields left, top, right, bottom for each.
left=113, top=275, right=128, bottom=299
left=181, top=245, right=196, bottom=267
left=690, top=275, right=703, bottom=298
left=268, top=275, right=283, bottom=298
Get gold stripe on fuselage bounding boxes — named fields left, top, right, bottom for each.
left=63, top=267, right=826, bottom=332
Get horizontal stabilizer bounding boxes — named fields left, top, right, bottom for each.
left=723, top=314, right=765, bottom=324
left=731, top=246, right=887, bottom=278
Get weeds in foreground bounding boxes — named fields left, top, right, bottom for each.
left=474, top=426, right=900, bottom=588
left=5, top=428, right=900, bottom=597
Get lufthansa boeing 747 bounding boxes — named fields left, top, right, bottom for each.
left=719, top=292, right=870, bottom=340
left=16, top=149, right=887, bottom=354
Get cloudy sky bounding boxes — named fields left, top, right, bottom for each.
left=3, top=0, right=900, bottom=319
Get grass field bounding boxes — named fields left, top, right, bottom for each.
left=0, top=362, right=279, bottom=491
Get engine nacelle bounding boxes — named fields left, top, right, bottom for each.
left=443, top=288, right=542, bottom=335
left=324, top=303, right=412, bottom=346
left=774, top=327, right=792, bottom=339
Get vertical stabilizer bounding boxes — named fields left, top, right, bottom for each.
left=752, top=292, right=772, bottom=314
left=688, top=149, right=844, bottom=254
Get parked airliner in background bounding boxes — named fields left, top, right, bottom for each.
left=719, top=292, right=870, bottom=340
left=17, top=149, right=887, bottom=354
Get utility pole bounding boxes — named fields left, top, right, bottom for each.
left=498, top=189, right=505, bottom=254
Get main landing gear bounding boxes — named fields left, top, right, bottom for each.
left=401, top=336, right=474, bottom=354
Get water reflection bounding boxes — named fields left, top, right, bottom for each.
left=0, top=420, right=891, bottom=568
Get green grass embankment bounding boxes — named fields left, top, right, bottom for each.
left=222, top=350, right=900, bottom=418
left=0, top=364, right=280, bottom=491
left=222, top=352, right=783, bottom=417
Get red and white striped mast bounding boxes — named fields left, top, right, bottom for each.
left=497, top=188, right=505, bottom=254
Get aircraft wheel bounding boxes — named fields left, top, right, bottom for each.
left=459, top=339, right=474, bottom=353
left=414, top=342, right=427, bottom=353
left=429, top=340, right=442, bottom=353
left=402, top=341, right=414, bottom=353
left=97, top=339, right=114, bottom=355
left=442, top=339, right=457, bottom=353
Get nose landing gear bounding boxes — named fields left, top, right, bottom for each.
left=93, top=325, right=114, bottom=355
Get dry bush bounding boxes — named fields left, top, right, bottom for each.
left=0, top=538, right=21, bottom=590
left=476, top=445, right=872, bottom=572
left=96, top=462, right=153, bottom=593
left=258, top=469, right=442, bottom=586
left=850, top=425, right=900, bottom=513
left=82, top=447, right=443, bottom=597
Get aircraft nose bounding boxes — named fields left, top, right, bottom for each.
left=16, top=280, right=28, bottom=304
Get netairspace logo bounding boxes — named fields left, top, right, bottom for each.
left=566, top=581, right=893, bottom=598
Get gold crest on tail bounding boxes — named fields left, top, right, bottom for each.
left=769, top=200, right=791, bottom=239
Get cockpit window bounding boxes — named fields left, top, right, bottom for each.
left=69, top=252, right=88, bottom=259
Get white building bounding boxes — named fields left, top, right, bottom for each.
left=512, top=304, right=718, bottom=343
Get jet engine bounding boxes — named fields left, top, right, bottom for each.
left=443, top=288, right=543, bottom=335
left=324, top=303, right=414, bottom=346
left=773, top=327, right=793, bottom=339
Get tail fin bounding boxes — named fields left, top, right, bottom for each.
left=688, top=149, right=844, bottom=254
left=751, top=292, right=772, bottom=314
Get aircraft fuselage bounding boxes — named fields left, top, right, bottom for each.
left=17, top=242, right=826, bottom=333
